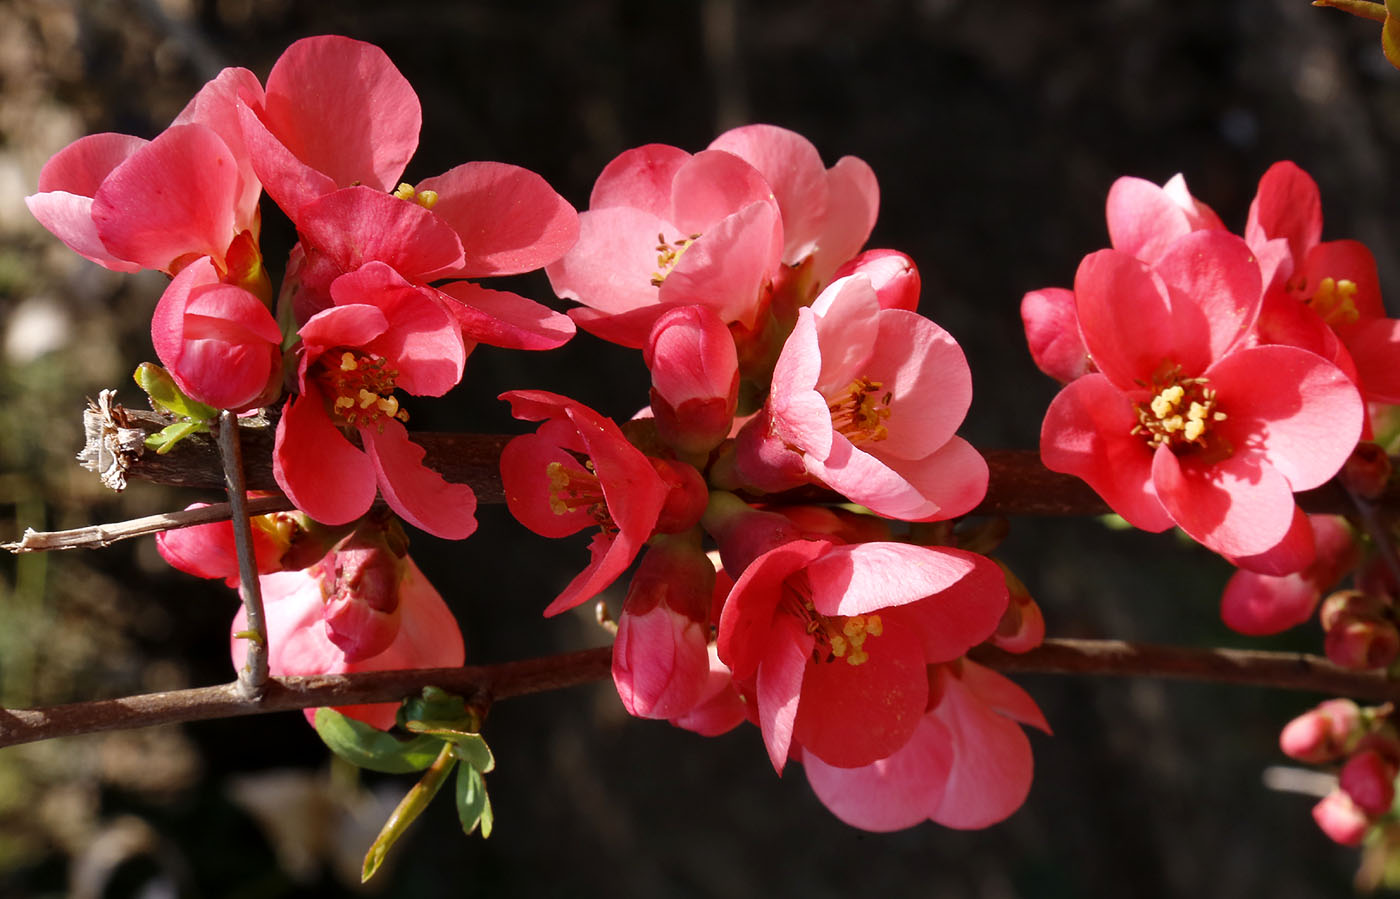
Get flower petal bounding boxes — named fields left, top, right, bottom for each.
left=364, top=420, right=478, bottom=540
left=273, top=391, right=378, bottom=526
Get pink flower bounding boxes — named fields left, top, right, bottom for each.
left=27, top=66, right=266, bottom=281
left=706, top=124, right=879, bottom=292
left=1246, top=161, right=1400, bottom=410
left=802, top=660, right=1048, bottom=831
left=155, top=500, right=293, bottom=588
left=273, top=261, right=477, bottom=539
left=1039, top=230, right=1363, bottom=558
left=150, top=256, right=282, bottom=411
left=546, top=142, right=784, bottom=348
left=231, top=548, right=463, bottom=731
left=741, top=274, right=988, bottom=521
left=499, top=390, right=674, bottom=616
left=1104, top=172, right=1225, bottom=265
left=1220, top=515, right=1358, bottom=635
left=238, top=35, right=578, bottom=348
left=716, top=539, right=1007, bottom=772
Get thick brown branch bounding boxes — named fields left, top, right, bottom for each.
left=2, top=639, right=1396, bottom=749
left=76, top=404, right=1379, bottom=518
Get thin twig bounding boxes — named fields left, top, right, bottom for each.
left=2, top=496, right=294, bottom=554
left=218, top=412, right=269, bottom=697
left=0, top=639, right=1396, bottom=750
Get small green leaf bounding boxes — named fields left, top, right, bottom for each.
left=397, top=686, right=475, bottom=729
left=313, top=708, right=444, bottom=774
left=145, top=420, right=207, bottom=454
left=362, top=742, right=457, bottom=883
left=455, top=763, right=493, bottom=838
left=133, top=363, right=217, bottom=420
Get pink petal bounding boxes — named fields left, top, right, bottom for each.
left=769, top=307, right=835, bottom=458
left=296, top=186, right=465, bottom=282
left=91, top=124, right=239, bottom=273
left=418, top=161, right=579, bottom=277
left=668, top=149, right=779, bottom=235
left=1152, top=447, right=1296, bottom=558
left=364, top=420, right=478, bottom=540
left=1021, top=287, right=1092, bottom=383
left=1306, top=240, right=1384, bottom=321
left=298, top=303, right=389, bottom=356
left=1207, top=344, right=1363, bottom=491
left=1074, top=249, right=1181, bottom=389
left=808, top=276, right=881, bottom=393
left=237, top=101, right=338, bottom=218
left=1227, top=504, right=1316, bottom=577
left=880, top=437, right=990, bottom=522
left=437, top=280, right=576, bottom=350
left=717, top=540, right=831, bottom=681
left=1106, top=175, right=1199, bottom=264
left=1247, top=161, right=1322, bottom=267
left=807, top=542, right=979, bottom=616
left=879, top=549, right=1009, bottom=663
left=173, top=66, right=265, bottom=230
left=959, top=660, right=1051, bottom=734
left=660, top=201, right=783, bottom=331
left=499, top=432, right=595, bottom=538
left=588, top=143, right=691, bottom=215
left=1345, top=317, right=1400, bottom=404
left=1039, top=374, right=1174, bottom=531
left=805, top=436, right=940, bottom=520
left=809, top=155, right=879, bottom=286
left=709, top=124, right=829, bottom=264
left=757, top=613, right=814, bottom=774
left=1152, top=230, right=1262, bottom=364
left=547, top=205, right=675, bottom=316
left=261, top=35, right=420, bottom=195
left=1220, top=566, right=1322, bottom=636
left=864, top=308, right=972, bottom=460
left=273, top=392, right=377, bottom=525
left=792, top=622, right=927, bottom=768
left=26, top=133, right=147, bottom=271
left=928, top=668, right=1036, bottom=829
left=802, top=714, right=954, bottom=832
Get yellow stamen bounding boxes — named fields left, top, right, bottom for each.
left=392, top=182, right=439, bottom=210
left=1309, top=277, right=1361, bottom=327
left=650, top=232, right=701, bottom=287
left=1131, top=367, right=1227, bottom=453
left=827, top=378, right=892, bottom=444
left=781, top=587, right=884, bottom=667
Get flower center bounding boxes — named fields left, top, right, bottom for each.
left=827, top=377, right=892, bottom=444
left=782, top=579, right=883, bottom=667
left=392, top=181, right=439, bottom=210
left=545, top=460, right=617, bottom=533
left=1307, top=277, right=1361, bottom=327
left=650, top=232, right=700, bottom=287
left=1131, top=371, right=1226, bottom=451
left=316, top=350, right=409, bottom=429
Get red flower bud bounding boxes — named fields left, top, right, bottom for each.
left=1340, top=749, right=1399, bottom=816
left=1280, top=699, right=1363, bottom=763
left=1313, top=789, right=1373, bottom=847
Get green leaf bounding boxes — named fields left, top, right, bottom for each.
left=455, top=763, right=493, bottom=838
left=397, top=686, right=476, bottom=729
left=145, top=420, right=207, bottom=455
left=313, top=708, right=444, bottom=774
left=362, top=742, right=457, bottom=883
left=133, top=362, right=217, bottom=420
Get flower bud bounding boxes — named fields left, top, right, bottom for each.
left=320, top=530, right=405, bottom=662
left=1341, top=749, right=1398, bottom=816
left=650, top=458, right=709, bottom=534
left=1324, top=612, right=1400, bottom=671
left=770, top=505, right=893, bottom=544
left=1280, top=699, right=1363, bottom=763
left=645, top=305, right=740, bottom=455
left=1314, top=789, right=1373, bottom=847
left=700, top=490, right=803, bottom=577
left=1341, top=442, right=1392, bottom=501
left=612, top=532, right=716, bottom=719
left=668, top=644, right=748, bottom=737
left=831, top=249, right=921, bottom=312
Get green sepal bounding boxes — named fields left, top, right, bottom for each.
left=361, top=742, right=457, bottom=883
left=145, top=420, right=208, bottom=455
left=454, top=762, right=494, bottom=838
left=133, top=362, right=217, bottom=421
left=313, top=707, right=444, bottom=774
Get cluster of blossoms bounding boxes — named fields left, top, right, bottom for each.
left=32, top=35, right=1045, bottom=833
left=1023, top=164, right=1400, bottom=863
left=1023, top=162, right=1400, bottom=632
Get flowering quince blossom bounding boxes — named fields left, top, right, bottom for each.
left=499, top=390, right=706, bottom=616
left=274, top=261, right=476, bottom=539
left=737, top=273, right=987, bottom=521
left=1245, top=161, right=1400, bottom=410
left=716, top=538, right=1008, bottom=773
left=155, top=501, right=294, bottom=588
left=1039, top=229, right=1364, bottom=562
left=803, top=660, right=1049, bottom=831
left=231, top=541, right=464, bottom=732
left=237, top=34, right=578, bottom=350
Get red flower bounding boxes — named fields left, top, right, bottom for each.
left=499, top=390, right=673, bottom=616
left=1040, top=230, right=1363, bottom=559
left=273, top=261, right=476, bottom=539
left=716, top=539, right=1007, bottom=772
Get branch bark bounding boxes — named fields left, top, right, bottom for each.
left=2, top=639, right=1395, bottom=749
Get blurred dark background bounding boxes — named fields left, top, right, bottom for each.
left=2, top=0, right=1398, bottom=896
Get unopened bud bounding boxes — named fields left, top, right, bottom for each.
left=1325, top=614, right=1400, bottom=670
left=1314, top=788, right=1374, bottom=847
left=650, top=458, right=709, bottom=534
left=1341, top=442, right=1392, bottom=501
left=1320, top=589, right=1391, bottom=633
left=321, top=531, right=405, bottom=662
left=1341, top=749, right=1399, bottom=816
left=1280, top=699, right=1363, bottom=763
left=644, top=304, right=740, bottom=455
